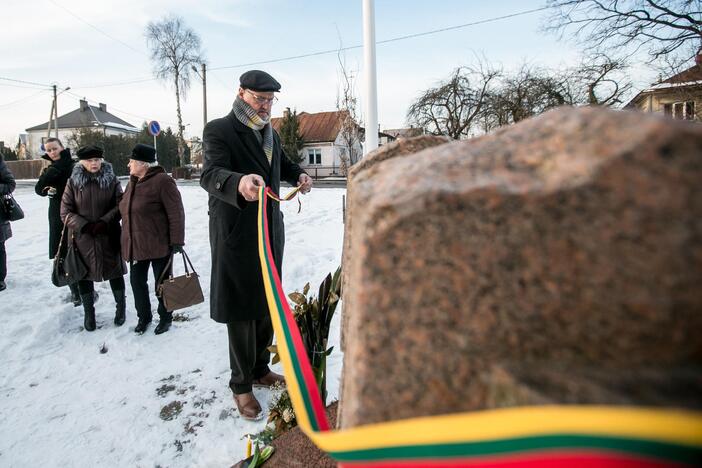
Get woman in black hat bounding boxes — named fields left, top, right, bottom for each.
left=35, top=138, right=83, bottom=306
left=61, top=145, right=127, bottom=331
left=0, top=153, right=16, bottom=292
left=119, top=144, right=185, bottom=335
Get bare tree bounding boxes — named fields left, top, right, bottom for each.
left=336, top=50, right=363, bottom=171
left=569, top=53, right=633, bottom=105
left=544, top=0, right=702, bottom=63
left=407, top=63, right=501, bottom=139
left=145, top=16, right=204, bottom=166
left=490, top=64, right=570, bottom=127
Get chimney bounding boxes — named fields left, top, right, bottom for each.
left=283, top=107, right=291, bottom=118
left=99, top=103, right=107, bottom=112
left=80, top=99, right=89, bottom=111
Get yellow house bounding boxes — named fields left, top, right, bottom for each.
left=625, top=56, right=702, bottom=121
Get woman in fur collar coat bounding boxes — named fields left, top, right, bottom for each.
left=60, top=145, right=127, bottom=332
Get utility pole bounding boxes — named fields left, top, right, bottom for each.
left=47, top=84, right=57, bottom=140
left=53, top=84, right=58, bottom=138
left=192, top=63, right=207, bottom=128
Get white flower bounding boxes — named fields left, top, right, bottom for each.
left=282, top=408, right=294, bottom=423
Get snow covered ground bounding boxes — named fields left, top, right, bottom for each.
left=0, top=180, right=346, bottom=467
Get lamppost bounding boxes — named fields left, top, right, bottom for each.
left=191, top=63, right=207, bottom=129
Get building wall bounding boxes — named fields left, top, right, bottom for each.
left=632, top=87, right=702, bottom=120
left=26, top=127, right=137, bottom=158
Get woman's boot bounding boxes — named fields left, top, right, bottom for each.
left=81, top=293, right=96, bottom=331
left=69, top=283, right=82, bottom=307
left=113, top=289, right=126, bottom=326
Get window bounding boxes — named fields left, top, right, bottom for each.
left=672, top=101, right=695, bottom=120
left=307, top=148, right=322, bottom=165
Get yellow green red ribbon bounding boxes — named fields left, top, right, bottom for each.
left=256, top=185, right=702, bottom=467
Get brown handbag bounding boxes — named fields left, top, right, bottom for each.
left=156, top=249, right=204, bottom=312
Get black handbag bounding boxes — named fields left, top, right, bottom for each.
left=157, top=249, right=204, bottom=312
left=52, top=220, right=88, bottom=287
left=1, top=193, right=24, bottom=222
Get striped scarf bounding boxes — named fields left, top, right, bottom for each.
left=232, top=96, right=273, bottom=164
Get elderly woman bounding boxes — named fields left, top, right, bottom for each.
left=35, top=138, right=82, bottom=306
left=0, top=154, right=16, bottom=292
left=119, top=144, right=185, bottom=335
left=61, top=145, right=127, bottom=332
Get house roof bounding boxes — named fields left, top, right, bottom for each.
left=26, top=100, right=138, bottom=132
left=625, top=62, right=702, bottom=108
left=271, top=110, right=351, bottom=143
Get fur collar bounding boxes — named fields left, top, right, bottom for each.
left=70, top=162, right=116, bottom=190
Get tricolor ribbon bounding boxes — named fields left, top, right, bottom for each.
left=256, top=186, right=702, bottom=467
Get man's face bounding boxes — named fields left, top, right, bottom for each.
left=239, top=88, right=276, bottom=120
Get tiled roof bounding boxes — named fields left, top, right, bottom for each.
left=26, top=101, right=137, bottom=132
left=661, top=64, right=702, bottom=84
left=382, top=127, right=424, bottom=139
left=271, top=110, right=353, bottom=143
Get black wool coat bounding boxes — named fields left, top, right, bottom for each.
left=200, top=111, right=305, bottom=322
left=0, top=157, right=15, bottom=242
left=35, top=148, right=74, bottom=258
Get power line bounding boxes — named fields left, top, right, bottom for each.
left=0, top=76, right=53, bottom=88
left=210, top=6, right=552, bottom=71
left=65, top=90, right=178, bottom=127
left=71, top=77, right=156, bottom=89
left=0, top=89, right=51, bottom=109
left=48, top=0, right=146, bottom=57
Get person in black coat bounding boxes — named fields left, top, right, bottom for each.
left=0, top=154, right=16, bottom=292
left=35, top=138, right=82, bottom=305
left=200, top=70, right=312, bottom=420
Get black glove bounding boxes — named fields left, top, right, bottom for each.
left=92, top=221, right=108, bottom=236
left=171, top=244, right=184, bottom=254
left=81, top=222, right=95, bottom=234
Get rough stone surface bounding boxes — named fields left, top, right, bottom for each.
left=339, top=106, right=702, bottom=428
left=264, top=402, right=338, bottom=467
left=340, top=136, right=450, bottom=351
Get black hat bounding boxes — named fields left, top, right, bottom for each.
left=239, top=70, right=281, bottom=92
left=76, top=145, right=104, bottom=160
left=131, top=143, right=156, bottom=163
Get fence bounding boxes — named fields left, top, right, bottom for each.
left=5, top=159, right=49, bottom=179
left=303, top=165, right=346, bottom=179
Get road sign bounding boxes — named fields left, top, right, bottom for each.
left=148, top=120, right=161, bottom=137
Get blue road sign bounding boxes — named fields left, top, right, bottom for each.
left=148, top=120, right=161, bottom=136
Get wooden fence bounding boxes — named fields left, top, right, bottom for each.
left=5, top=159, right=49, bottom=179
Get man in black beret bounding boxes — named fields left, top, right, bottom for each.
left=200, top=70, right=313, bottom=420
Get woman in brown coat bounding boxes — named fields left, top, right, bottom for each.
left=61, top=145, right=127, bottom=332
left=119, top=144, right=185, bottom=335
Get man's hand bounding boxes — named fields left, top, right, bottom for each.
left=171, top=244, right=184, bottom=254
left=297, top=173, right=313, bottom=194
left=238, top=174, right=265, bottom=202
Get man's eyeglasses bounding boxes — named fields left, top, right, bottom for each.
left=245, top=89, right=278, bottom=105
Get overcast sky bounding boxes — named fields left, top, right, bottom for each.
left=0, top=0, right=659, bottom=149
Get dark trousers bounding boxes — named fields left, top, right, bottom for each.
left=130, top=255, right=171, bottom=322
left=77, top=276, right=125, bottom=295
left=227, top=315, right=274, bottom=394
left=0, top=241, right=6, bottom=282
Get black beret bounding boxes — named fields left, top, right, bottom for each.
left=131, top=143, right=156, bottom=163
left=76, top=145, right=104, bottom=160
left=239, top=70, right=281, bottom=92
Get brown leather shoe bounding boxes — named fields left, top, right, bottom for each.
left=233, top=392, right=263, bottom=421
left=252, top=371, right=286, bottom=388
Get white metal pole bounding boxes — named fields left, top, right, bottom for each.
left=362, top=0, right=378, bottom=155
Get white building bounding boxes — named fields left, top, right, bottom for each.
left=25, top=99, right=139, bottom=158
left=272, top=110, right=395, bottom=178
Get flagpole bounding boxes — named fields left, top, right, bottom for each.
left=363, top=0, right=378, bottom=155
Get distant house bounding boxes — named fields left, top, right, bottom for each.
left=25, top=99, right=139, bottom=158
left=625, top=55, right=702, bottom=121
left=271, top=109, right=395, bottom=177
